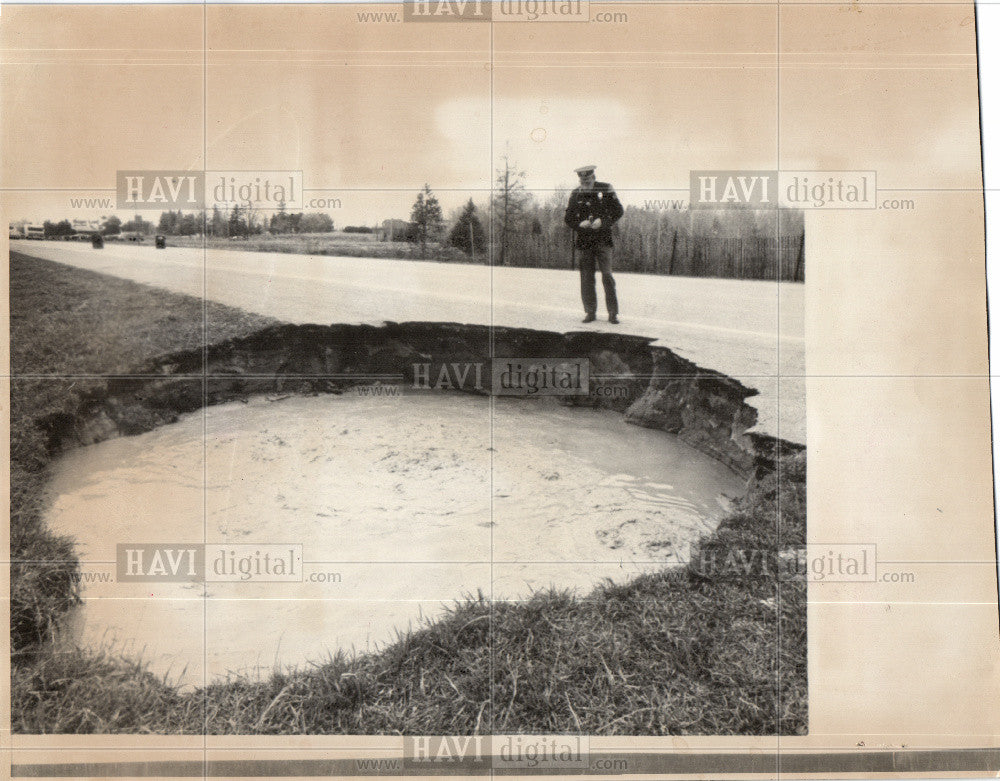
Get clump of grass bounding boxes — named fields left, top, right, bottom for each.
left=11, top=646, right=204, bottom=734
left=10, top=468, right=81, bottom=654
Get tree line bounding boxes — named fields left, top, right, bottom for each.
left=406, top=156, right=805, bottom=281
left=159, top=204, right=336, bottom=237
left=44, top=205, right=339, bottom=239
left=32, top=159, right=805, bottom=281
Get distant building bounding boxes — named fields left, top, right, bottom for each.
left=376, top=219, right=416, bottom=242
left=8, top=222, right=44, bottom=239
left=70, top=218, right=101, bottom=235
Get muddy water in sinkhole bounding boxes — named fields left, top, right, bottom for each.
left=44, top=392, right=745, bottom=685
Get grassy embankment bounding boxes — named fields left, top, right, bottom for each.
left=10, top=251, right=806, bottom=735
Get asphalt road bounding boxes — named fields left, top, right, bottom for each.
left=12, top=240, right=805, bottom=444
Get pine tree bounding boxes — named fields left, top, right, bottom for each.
left=448, top=199, right=486, bottom=257
left=210, top=205, right=225, bottom=237
left=270, top=200, right=289, bottom=234
left=228, top=204, right=244, bottom=237
left=410, top=184, right=444, bottom=258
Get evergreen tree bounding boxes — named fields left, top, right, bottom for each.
left=270, top=200, right=290, bottom=234
left=410, top=184, right=444, bottom=258
left=209, top=205, right=225, bottom=237
left=448, top=198, right=486, bottom=256
left=228, top=204, right=245, bottom=237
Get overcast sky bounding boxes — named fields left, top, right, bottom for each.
left=2, top=3, right=982, bottom=226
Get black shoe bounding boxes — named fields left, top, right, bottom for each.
left=609, top=315, right=620, bottom=324
left=582, top=313, right=596, bottom=323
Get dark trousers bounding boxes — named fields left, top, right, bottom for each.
left=579, top=245, right=618, bottom=316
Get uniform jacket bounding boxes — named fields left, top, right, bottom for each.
left=564, top=181, right=624, bottom=249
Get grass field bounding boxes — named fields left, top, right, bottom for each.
left=165, top=232, right=471, bottom=263
left=10, top=251, right=806, bottom=735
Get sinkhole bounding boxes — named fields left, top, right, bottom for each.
left=43, top=390, right=746, bottom=685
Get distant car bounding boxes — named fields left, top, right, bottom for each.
left=155, top=234, right=166, bottom=249
left=91, top=234, right=104, bottom=249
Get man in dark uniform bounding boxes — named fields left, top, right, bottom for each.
left=564, top=164, right=624, bottom=323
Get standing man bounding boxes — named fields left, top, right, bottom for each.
left=564, top=164, right=624, bottom=323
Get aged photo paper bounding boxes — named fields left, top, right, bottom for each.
left=2, top=0, right=999, bottom=778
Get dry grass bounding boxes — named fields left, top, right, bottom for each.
left=165, top=233, right=471, bottom=263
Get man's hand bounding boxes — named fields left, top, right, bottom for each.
left=579, top=219, right=592, bottom=229
left=591, top=218, right=602, bottom=229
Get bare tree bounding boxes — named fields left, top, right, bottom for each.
left=492, top=154, right=529, bottom=266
